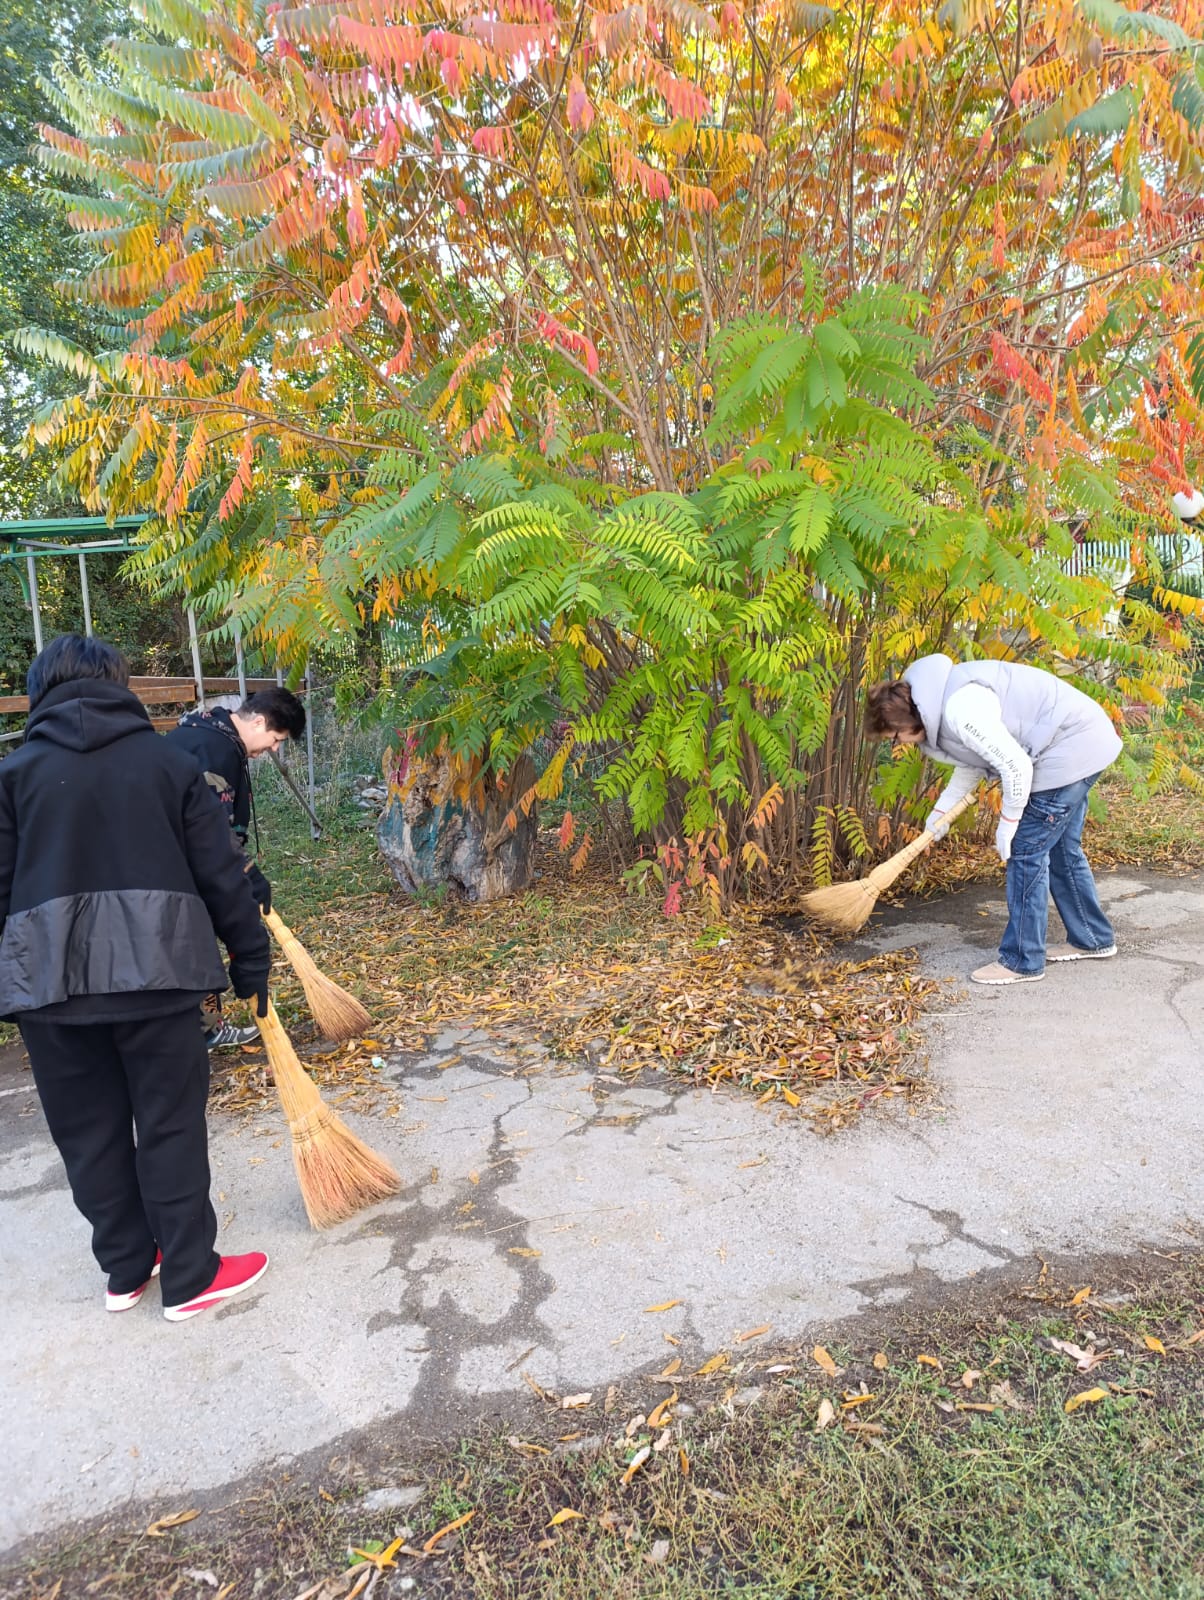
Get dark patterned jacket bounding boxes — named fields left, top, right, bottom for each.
left=0, top=679, right=269, bottom=1019
left=165, top=706, right=252, bottom=845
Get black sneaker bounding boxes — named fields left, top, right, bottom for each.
left=205, top=1022, right=260, bottom=1050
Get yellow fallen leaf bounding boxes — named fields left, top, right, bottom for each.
left=782, top=1087, right=801, bottom=1107
left=872, top=1352, right=889, bottom=1371
left=647, top=1392, right=677, bottom=1429
left=146, top=1509, right=200, bottom=1537
left=843, top=1419, right=886, bottom=1437
left=621, top=1445, right=652, bottom=1485
left=1186, top=1329, right=1204, bottom=1345
left=350, top=1536, right=405, bottom=1571
left=1068, top=1286, right=1092, bottom=1306
left=841, top=1394, right=876, bottom=1410
left=1143, top=1336, right=1166, bottom=1354
left=1065, top=1387, right=1108, bottom=1413
left=548, top=1509, right=584, bottom=1527
left=468, top=1171, right=480, bottom=1185
left=659, top=1358, right=682, bottom=1378
left=645, top=1300, right=682, bottom=1313
left=509, top=1247, right=542, bottom=1257
left=917, top=1355, right=943, bottom=1371
left=696, top=1352, right=729, bottom=1376
left=737, top=1324, right=772, bottom=1343
left=955, top=1402, right=998, bottom=1414
left=812, top=1346, right=839, bottom=1378
left=679, top=1447, right=690, bottom=1476
left=422, top=1510, right=475, bottom=1552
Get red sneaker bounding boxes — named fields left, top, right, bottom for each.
left=105, top=1250, right=163, bottom=1313
left=162, top=1252, right=269, bottom=1322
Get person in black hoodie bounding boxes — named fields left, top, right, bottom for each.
left=0, top=635, right=273, bottom=1321
left=165, top=687, right=305, bottom=1050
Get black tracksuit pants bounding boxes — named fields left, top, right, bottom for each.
left=19, top=1009, right=221, bottom=1305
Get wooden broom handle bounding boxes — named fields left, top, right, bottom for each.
left=262, top=907, right=300, bottom=952
left=886, top=786, right=985, bottom=875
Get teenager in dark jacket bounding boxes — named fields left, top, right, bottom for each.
left=0, top=635, right=273, bottom=1320
left=165, top=687, right=305, bottom=1049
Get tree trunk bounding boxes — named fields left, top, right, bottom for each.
left=377, top=749, right=537, bottom=902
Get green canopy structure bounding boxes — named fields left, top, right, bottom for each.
left=0, top=516, right=320, bottom=836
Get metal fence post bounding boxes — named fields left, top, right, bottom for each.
left=26, top=555, right=42, bottom=653
left=233, top=617, right=247, bottom=702
left=78, top=552, right=93, bottom=636
left=187, top=606, right=205, bottom=709
left=305, top=657, right=319, bottom=840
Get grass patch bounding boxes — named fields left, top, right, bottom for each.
left=10, top=1254, right=1204, bottom=1599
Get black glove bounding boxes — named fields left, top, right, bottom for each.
left=246, top=863, right=272, bottom=916
left=230, top=956, right=271, bottom=1019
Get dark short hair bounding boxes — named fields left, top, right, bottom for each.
left=27, top=634, right=130, bottom=710
left=865, top=680, right=924, bottom=740
left=240, top=686, right=306, bottom=740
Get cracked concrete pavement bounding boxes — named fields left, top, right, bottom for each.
left=2, top=868, right=1203, bottom=1550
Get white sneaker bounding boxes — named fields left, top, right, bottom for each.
left=1046, top=943, right=1117, bottom=962
left=970, top=962, right=1045, bottom=985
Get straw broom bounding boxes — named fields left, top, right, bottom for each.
left=798, top=787, right=983, bottom=935
left=258, top=999, right=402, bottom=1227
left=263, top=907, right=371, bottom=1042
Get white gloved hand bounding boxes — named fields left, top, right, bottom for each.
left=924, top=809, right=952, bottom=841
left=995, top=814, right=1021, bottom=863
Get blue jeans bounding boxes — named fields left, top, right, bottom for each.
left=998, top=774, right=1115, bottom=975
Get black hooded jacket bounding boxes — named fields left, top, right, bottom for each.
left=0, top=678, right=269, bottom=1020
left=164, top=706, right=252, bottom=845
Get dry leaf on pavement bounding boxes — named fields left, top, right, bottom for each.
left=695, top=1352, right=729, bottom=1376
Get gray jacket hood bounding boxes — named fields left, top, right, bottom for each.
left=902, top=653, right=954, bottom=754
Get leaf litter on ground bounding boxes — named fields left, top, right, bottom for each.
left=210, top=829, right=937, bottom=1129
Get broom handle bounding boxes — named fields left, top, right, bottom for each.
left=883, top=787, right=984, bottom=876
left=263, top=907, right=304, bottom=961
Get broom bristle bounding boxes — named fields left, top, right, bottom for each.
left=798, top=878, right=882, bottom=934
left=289, top=1103, right=403, bottom=1228
left=265, top=910, right=372, bottom=1042
left=259, top=1002, right=401, bottom=1227
left=303, top=970, right=373, bottom=1043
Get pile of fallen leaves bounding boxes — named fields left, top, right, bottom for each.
left=213, top=832, right=937, bottom=1130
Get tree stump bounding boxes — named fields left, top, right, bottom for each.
left=377, top=749, right=537, bottom=902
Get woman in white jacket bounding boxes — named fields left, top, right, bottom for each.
left=865, top=654, right=1122, bottom=985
